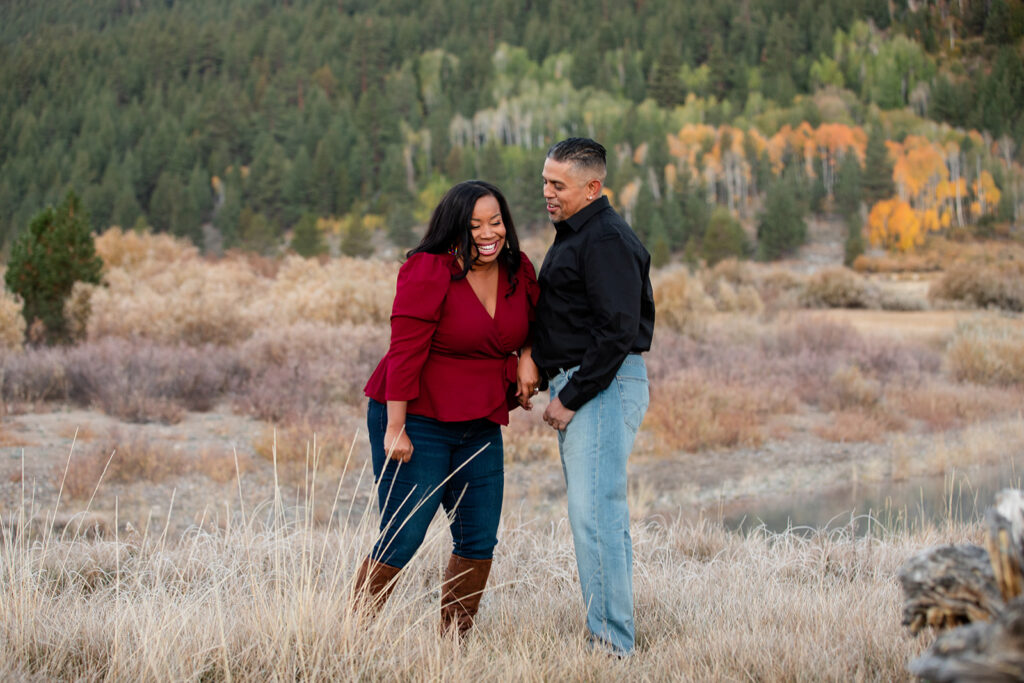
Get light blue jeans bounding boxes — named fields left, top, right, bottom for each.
left=550, top=354, right=649, bottom=656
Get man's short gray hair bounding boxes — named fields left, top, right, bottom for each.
left=547, top=137, right=607, bottom=180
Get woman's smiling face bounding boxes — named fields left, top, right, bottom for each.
left=469, top=194, right=506, bottom=267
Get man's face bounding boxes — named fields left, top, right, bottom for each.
left=542, top=157, right=591, bottom=223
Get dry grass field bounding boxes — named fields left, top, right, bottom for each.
left=2, top=230, right=1024, bottom=680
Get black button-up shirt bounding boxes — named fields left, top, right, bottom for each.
left=532, top=196, right=655, bottom=411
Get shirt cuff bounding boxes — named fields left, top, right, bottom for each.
left=556, top=380, right=586, bottom=411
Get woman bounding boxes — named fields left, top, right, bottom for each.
left=357, top=180, right=540, bottom=636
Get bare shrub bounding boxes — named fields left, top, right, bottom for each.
left=251, top=421, right=356, bottom=473
left=929, top=260, right=1024, bottom=312
left=0, top=287, right=25, bottom=350
left=89, top=257, right=263, bottom=345
left=58, top=448, right=107, bottom=500
left=644, top=317, right=941, bottom=448
left=801, top=267, right=880, bottom=309
left=735, top=284, right=765, bottom=314
left=646, top=370, right=795, bottom=452
left=63, top=281, right=95, bottom=342
left=233, top=323, right=387, bottom=422
left=709, top=257, right=755, bottom=286
left=769, top=318, right=866, bottom=357
left=768, top=320, right=937, bottom=407
left=195, top=449, right=252, bottom=484
left=0, top=346, right=69, bottom=403
left=827, top=365, right=882, bottom=410
left=95, top=227, right=194, bottom=270
left=252, top=255, right=396, bottom=326
left=63, top=339, right=233, bottom=422
left=852, top=252, right=939, bottom=273
left=89, top=230, right=398, bottom=344
left=59, top=428, right=193, bottom=498
left=652, top=266, right=715, bottom=334
left=946, top=318, right=1024, bottom=386
left=757, top=268, right=806, bottom=311
left=0, top=423, right=34, bottom=448
left=813, top=410, right=889, bottom=443
left=892, top=382, right=1024, bottom=431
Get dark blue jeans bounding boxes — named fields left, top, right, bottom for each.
left=366, top=399, right=504, bottom=568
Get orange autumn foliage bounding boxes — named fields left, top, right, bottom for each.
left=868, top=198, right=924, bottom=252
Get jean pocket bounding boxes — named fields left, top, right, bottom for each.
left=616, top=377, right=649, bottom=433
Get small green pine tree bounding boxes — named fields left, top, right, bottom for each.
left=4, top=192, right=103, bottom=344
left=757, top=175, right=808, bottom=261
left=341, top=214, right=375, bottom=258
left=862, top=126, right=896, bottom=206
left=702, top=207, right=748, bottom=266
left=844, top=215, right=866, bottom=267
left=290, top=213, right=326, bottom=257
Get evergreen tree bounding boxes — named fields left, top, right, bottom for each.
left=649, top=41, right=684, bottom=108
left=757, top=175, right=808, bottom=260
left=861, top=0, right=891, bottom=29
left=236, top=208, right=276, bottom=255
left=149, top=171, right=184, bottom=234
left=835, top=151, right=864, bottom=218
left=702, top=207, right=748, bottom=266
left=214, top=170, right=243, bottom=249
left=187, top=163, right=212, bottom=228
left=290, top=212, right=326, bottom=257
left=844, top=214, right=866, bottom=266
left=111, top=185, right=142, bottom=228
left=985, top=0, right=1014, bottom=44
left=862, top=126, right=895, bottom=206
left=649, top=222, right=671, bottom=268
left=284, top=146, right=314, bottom=224
left=341, top=213, right=375, bottom=258
left=386, top=203, right=417, bottom=249
left=4, top=192, right=103, bottom=344
left=632, top=183, right=657, bottom=244
left=762, top=15, right=799, bottom=104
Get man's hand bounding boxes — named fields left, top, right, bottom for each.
left=384, top=423, right=413, bottom=462
left=543, top=396, right=575, bottom=431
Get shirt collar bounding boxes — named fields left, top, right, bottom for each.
left=555, top=195, right=610, bottom=233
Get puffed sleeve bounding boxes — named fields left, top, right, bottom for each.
left=384, top=252, right=451, bottom=401
left=520, top=252, right=540, bottom=321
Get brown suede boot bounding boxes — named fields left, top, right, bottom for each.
left=352, top=556, right=402, bottom=613
left=439, top=554, right=493, bottom=637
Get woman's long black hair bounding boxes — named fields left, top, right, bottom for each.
left=406, top=180, right=522, bottom=294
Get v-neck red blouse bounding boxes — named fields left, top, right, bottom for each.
left=364, top=251, right=539, bottom=425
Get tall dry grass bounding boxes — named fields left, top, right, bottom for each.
left=0, top=449, right=966, bottom=682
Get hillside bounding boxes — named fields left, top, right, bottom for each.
left=1, top=0, right=1022, bottom=262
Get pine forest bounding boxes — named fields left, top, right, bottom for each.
left=1, top=0, right=1023, bottom=262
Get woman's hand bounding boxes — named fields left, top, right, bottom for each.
left=384, top=423, right=413, bottom=462
left=516, top=347, right=541, bottom=410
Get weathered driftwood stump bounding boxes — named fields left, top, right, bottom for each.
left=899, top=489, right=1024, bottom=682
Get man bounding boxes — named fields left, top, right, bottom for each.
left=532, top=137, right=655, bottom=656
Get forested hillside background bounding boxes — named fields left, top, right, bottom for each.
left=2, top=0, right=1023, bottom=263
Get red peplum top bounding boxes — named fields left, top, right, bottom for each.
left=364, top=251, right=539, bottom=426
